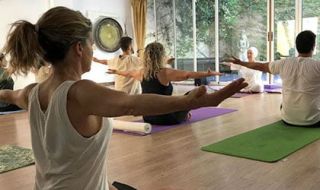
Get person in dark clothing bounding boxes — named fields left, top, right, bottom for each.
left=0, top=53, right=21, bottom=112
left=108, top=42, right=222, bottom=125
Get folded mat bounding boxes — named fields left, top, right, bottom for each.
left=201, top=121, right=320, bottom=162
left=113, top=107, right=237, bottom=136
left=0, top=145, right=34, bottom=173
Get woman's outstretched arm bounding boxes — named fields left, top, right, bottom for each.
left=93, top=57, right=108, bottom=65
left=162, top=68, right=222, bottom=82
left=0, top=83, right=37, bottom=110
left=107, top=69, right=143, bottom=81
left=70, top=78, right=247, bottom=118
left=226, top=56, right=271, bottom=73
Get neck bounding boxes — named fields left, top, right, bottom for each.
left=50, top=60, right=82, bottom=81
left=122, top=50, right=131, bottom=56
left=298, top=52, right=313, bottom=57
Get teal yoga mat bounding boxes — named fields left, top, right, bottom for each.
left=201, top=121, right=320, bottom=162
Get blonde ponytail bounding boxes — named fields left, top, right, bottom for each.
left=3, top=6, right=92, bottom=75
left=3, top=20, right=42, bottom=75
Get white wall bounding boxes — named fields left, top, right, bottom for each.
left=50, top=0, right=74, bottom=8
left=0, top=0, right=133, bottom=88
left=0, top=0, right=49, bottom=89
left=73, top=0, right=134, bottom=83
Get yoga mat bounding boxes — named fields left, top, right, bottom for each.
left=0, top=110, right=25, bottom=115
left=201, top=121, right=320, bottom=162
left=112, top=120, right=152, bottom=135
left=0, top=145, right=34, bottom=174
left=114, top=107, right=237, bottom=136
left=264, top=88, right=282, bottom=93
left=264, top=84, right=282, bottom=89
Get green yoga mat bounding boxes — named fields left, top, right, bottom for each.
left=0, top=145, right=34, bottom=173
left=201, top=121, right=320, bottom=162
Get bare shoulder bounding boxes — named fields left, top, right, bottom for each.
left=68, top=79, right=110, bottom=103
left=18, top=83, right=38, bottom=109
left=156, top=68, right=172, bottom=85
left=68, top=79, right=100, bottom=97
left=24, top=83, right=38, bottom=92
left=160, top=68, right=174, bottom=75
left=23, top=83, right=38, bottom=98
left=66, top=80, right=102, bottom=113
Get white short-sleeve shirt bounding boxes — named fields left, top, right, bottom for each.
left=269, top=57, right=320, bottom=125
left=108, top=55, right=143, bottom=94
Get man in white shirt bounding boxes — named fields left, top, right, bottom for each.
left=93, top=37, right=143, bottom=94
left=228, top=30, right=320, bottom=127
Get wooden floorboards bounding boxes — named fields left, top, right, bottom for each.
left=1, top=92, right=320, bottom=190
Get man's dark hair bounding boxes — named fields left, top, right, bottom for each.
left=296, top=30, right=316, bottom=54
left=120, top=36, right=133, bottom=51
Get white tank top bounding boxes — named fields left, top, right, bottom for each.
left=28, top=81, right=112, bottom=190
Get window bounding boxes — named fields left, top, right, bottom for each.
left=146, top=0, right=313, bottom=84
left=196, top=0, right=216, bottom=81
left=273, top=0, right=295, bottom=84
left=219, top=1, right=267, bottom=83
left=302, top=0, right=320, bottom=59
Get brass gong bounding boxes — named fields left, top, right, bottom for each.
left=93, top=17, right=123, bottom=52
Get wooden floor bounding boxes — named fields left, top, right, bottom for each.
left=1, top=89, right=320, bottom=190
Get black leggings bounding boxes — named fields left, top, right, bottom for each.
left=143, top=91, right=190, bottom=125
left=143, top=110, right=190, bottom=125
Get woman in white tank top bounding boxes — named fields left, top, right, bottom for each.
left=0, top=7, right=247, bottom=190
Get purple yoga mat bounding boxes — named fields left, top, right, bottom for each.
left=264, top=84, right=282, bottom=89
left=113, top=107, right=237, bottom=136
left=264, top=88, right=282, bottom=93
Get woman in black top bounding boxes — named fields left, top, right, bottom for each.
left=0, top=53, right=21, bottom=112
left=109, top=42, right=222, bottom=125
left=141, top=73, right=190, bottom=125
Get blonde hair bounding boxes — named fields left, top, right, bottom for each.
left=3, top=6, right=92, bottom=75
left=143, top=42, right=165, bottom=80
